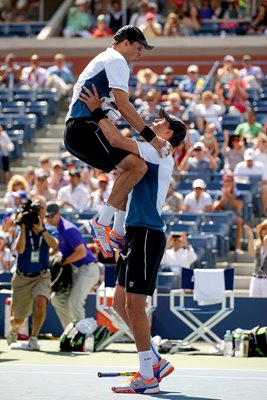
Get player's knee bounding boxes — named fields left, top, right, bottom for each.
left=34, top=295, right=48, bottom=310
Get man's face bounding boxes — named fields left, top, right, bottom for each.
left=124, top=42, right=144, bottom=63
left=152, top=117, right=171, bottom=137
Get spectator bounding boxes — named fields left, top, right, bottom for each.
left=234, top=109, right=263, bottom=141
left=179, top=7, right=201, bottom=36
left=89, top=173, right=110, bottom=212
left=219, top=0, right=238, bottom=32
left=46, top=53, right=74, bottom=98
left=30, top=171, right=57, bottom=202
left=11, top=190, right=28, bottom=210
left=213, top=81, right=229, bottom=108
left=6, top=196, right=58, bottom=350
left=139, top=12, right=162, bottom=38
left=198, top=0, right=214, bottom=19
left=63, top=0, right=93, bottom=38
left=179, top=141, right=218, bottom=173
left=194, top=90, right=226, bottom=131
left=91, top=14, right=113, bottom=38
left=162, top=177, right=184, bottom=213
left=135, top=67, right=158, bottom=100
left=47, top=203, right=99, bottom=329
left=57, top=168, right=89, bottom=211
left=165, top=92, right=185, bottom=120
left=24, top=166, right=36, bottom=190
left=222, top=131, right=245, bottom=172
left=217, top=55, right=239, bottom=87
left=148, top=1, right=161, bottom=23
left=200, top=122, right=220, bottom=159
left=47, top=160, right=69, bottom=191
left=183, top=178, right=213, bottom=212
left=36, top=154, right=51, bottom=177
left=249, top=0, right=267, bottom=34
left=157, top=66, right=179, bottom=99
left=179, top=64, right=202, bottom=101
left=137, top=89, right=161, bottom=124
left=163, top=12, right=180, bottom=37
left=129, top=0, right=149, bottom=27
left=254, top=133, right=267, bottom=166
left=0, top=230, right=14, bottom=272
left=4, top=174, right=29, bottom=208
left=106, top=0, right=123, bottom=34
left=234, top=148, right=267, bottom=217
left=160, top=231, right=197, bottom=275
left=21, top=54, right=47, bottom=89
left=0, top=210, right=17, bottom=254
left=0, top=125, right=14, bottom=183
left=0, top=53, right=22, bottom=89
left=213, top=172, right=244, bottom=253
left=245, top=219, right=267, bottom=297
left=228, top=74, right=248, bottom=115
left=239, top=55, right=265, bottom=90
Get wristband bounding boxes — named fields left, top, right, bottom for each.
left=140, top=125, right=156, bottom=142
left=91, top=108, right=106, bottom=124
left=40, top=229, right=46, bottom=234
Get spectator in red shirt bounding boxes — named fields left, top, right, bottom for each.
left=91, top=14, right=113, bottom=38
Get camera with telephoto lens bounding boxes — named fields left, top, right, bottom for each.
left=13, top=199, right=41, bottom=227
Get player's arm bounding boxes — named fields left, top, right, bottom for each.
left=79, top=86, right=139, bottom=156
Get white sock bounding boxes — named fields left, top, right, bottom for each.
left=138, top=350, right=154, bottom=380
left=150, top=338, right=161, bottom=366
left=112, top=210, right=126, bottom=236
left=97, top=203, right=116, bottom=226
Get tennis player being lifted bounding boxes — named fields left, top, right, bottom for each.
left=79, top=85, right=186, bottom=394
left=64, top=25, right=170, bottom=257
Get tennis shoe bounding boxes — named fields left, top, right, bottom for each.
left=28, top=336, right=40, bottom=351
left=111, top=372, right=160, bottom=394
left=84, top=218, right=113, bottom=258
left=6, top=329, right=18, bottom=346
left=109, top=230, right=125, bottom=251
left=153, top=358, right=174, bottom=383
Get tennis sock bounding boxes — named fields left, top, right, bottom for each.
left=112, top=210, right=126, bottom=236
left=97, top=203, right=116, bottom=226
left=138, top=350, right=154, bottom=380
left=150, top=338, right=161, bottom=365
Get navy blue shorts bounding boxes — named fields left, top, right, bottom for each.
left=116, top=226, right=166, bottom=296
left=64, top=118, right=130, bottom=173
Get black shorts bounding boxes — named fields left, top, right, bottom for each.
left=64, top=118, right=130, bottom=173
left=116, top=226, right=166, bottom=296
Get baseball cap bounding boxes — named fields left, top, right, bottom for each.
left=193, top=141, right=205, bottom=151
left=97, top=14, right=106, bottom=22
left=242, top=55, right=251, bottom=61
left=159, top=108, right=186, bottom=147
left=163, top=66, right=174, bottom=74
left=11, top=190, right=28, bottom=199
left=97, top=174, right=109, bottom=183
left=69, top=168, right=81, bottom=177
left=51, top=160, right=63, bottom=168
left=114, top=25, right=154, bottom=50
left=187, top=64, right=199, bottom=73
left=46, top=202, right=60, bottom=218
left=192, top=179, right=206, bottom=189
left=75, top=0, right=88, bottom=5
left=224, top=54, right=235, bottom=63
left=244, top=148, right=255, bottom=161
left=146, top=12, right=155, bottom=20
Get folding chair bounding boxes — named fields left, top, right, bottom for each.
left=170, top=268, right=234, bottom=350
left=96, top=264, right=157, bottom=351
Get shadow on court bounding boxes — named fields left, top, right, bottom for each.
left=148, top=392, right=221, bottom=400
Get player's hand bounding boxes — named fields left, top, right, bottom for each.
left=79, top=84, right=103, bottom=111
left=150, top=136, right=172, bottom=157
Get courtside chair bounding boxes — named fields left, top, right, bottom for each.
left=96, top=264, right=157, bottom=351
left=170, top=267, right=234, bottom=351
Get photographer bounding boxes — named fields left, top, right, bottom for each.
left=46, top=202, right=100, bottom=330
left=6, top=196, right=58, bottom=351
left=160, top=231, right=197, bottom=276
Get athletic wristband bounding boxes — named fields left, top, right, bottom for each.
left=139, top=125, right=156, bottom=142
left=91, top=108, right=106, bottom=124
left=39, top=229, right=46, bottom=234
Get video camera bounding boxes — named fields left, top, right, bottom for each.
left=13, top=199, right=41, bottom=228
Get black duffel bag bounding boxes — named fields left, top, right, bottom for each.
left=50, top=255, right=72, bottom=293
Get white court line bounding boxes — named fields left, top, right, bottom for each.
left=0, top=370, right=266, bottom=381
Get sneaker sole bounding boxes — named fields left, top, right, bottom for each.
left=111, top=387, right=160, bottom=394
left=84, top=221, right=113, bottom=258
left=158, top=365, right=174, bottom=383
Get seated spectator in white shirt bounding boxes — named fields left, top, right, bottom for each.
left=162, top=177, right=183, bottom=213
left=57, top=168, right=89, bottom=210
left=179, top=141, right=218, bottom=173
left=234, top=148, right=267, bottom=217
left=194, top=90, right=226, bottom=131
left=160, top=231, right=197, bottom=276
left=89, top=174, right=110, bottom=212
left=239, top=55, right=265, bottom=90
left=183, top=178, right=212, bottom=213
left=21, top=54, right=47, bottom=89
left=254, top=133, right=267, bottom=166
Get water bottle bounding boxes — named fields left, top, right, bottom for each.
left=85, top=334, right=94, bottom=352
left=223, top=330, right=233, bottom=357
left=234, top=332, right=242, bottom=357
left=240, top=335, right=249, bottom=357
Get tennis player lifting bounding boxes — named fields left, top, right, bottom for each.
left=78, top=84, right=186, bottom=394
left=64, top=25, right=170, bottom=257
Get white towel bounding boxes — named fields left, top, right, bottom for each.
left=193, top=269, right=225, bottom=306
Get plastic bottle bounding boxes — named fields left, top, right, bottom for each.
left=223, top=330, right=233, bottom=357
left=85, top=334, right=94, bottom=352
left=234, top=332, right=242, bottom=357
left=240, top=335, right=249, bottom=357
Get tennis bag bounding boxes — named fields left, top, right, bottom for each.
left=244, top=326, right=267, bottom=357
left=50, top=255, right=72, bottom=293
left=60, top=322, right=111, bottom=352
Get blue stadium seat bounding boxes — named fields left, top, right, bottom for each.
left=199, top=221, right=230, bottom=260
left=2, top=101, right=25, bottom=114
left=157, top=271, right=179, bottom=293
left=25, top=101, right=49, bottom=128
left=221, top=115, right=244, bottom=131
left=7, top=129, right=24, bottom=159
left=9, top=24, right=31, bottom=37
left=14, top=89, right=37, bottom=102
left=188, top=234, right=217, bottom=268
left=168, top=221, right=198, bottom=235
